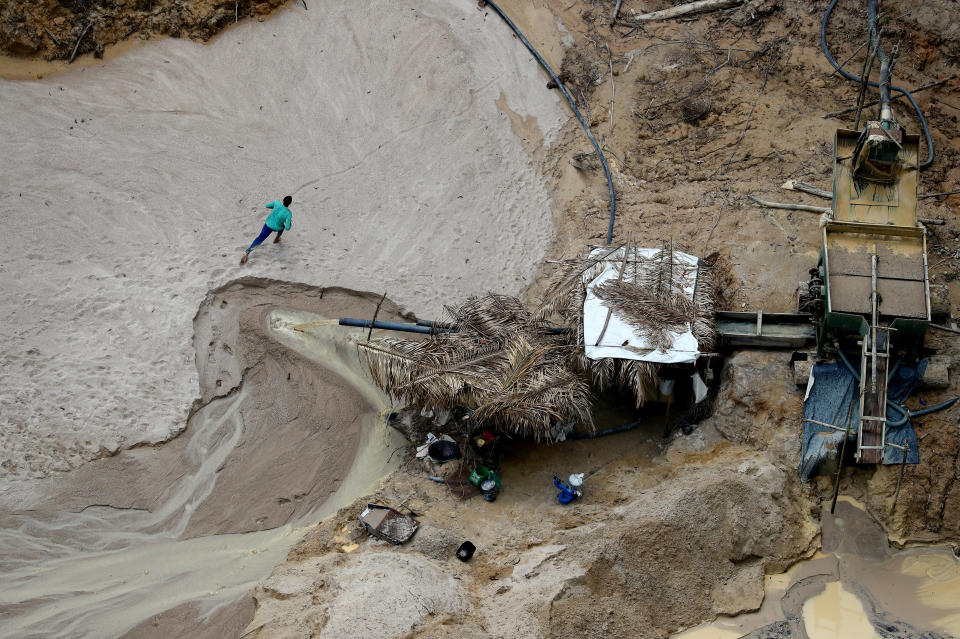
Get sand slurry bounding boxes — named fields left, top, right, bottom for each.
left=0, top=283, right=409, bottom=639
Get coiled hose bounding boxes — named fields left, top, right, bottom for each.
left=821, top=0, right=934, bottom=169
left=482, top=0, right=617, bottom=244
left=835, top=346, right=957, bottom=425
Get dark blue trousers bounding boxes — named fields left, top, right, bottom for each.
left=245, top=224, right=282, bottom=253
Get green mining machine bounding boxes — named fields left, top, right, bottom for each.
left=799, top=99, right=931, bottom=464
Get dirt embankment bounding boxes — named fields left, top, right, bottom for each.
left=525, top=0, right=960, bottom=311
left=516, top=0, right=960, bottom=544
left=244, top=348, right=819, bottom=639
left=0, top=0, right=293, bottom=60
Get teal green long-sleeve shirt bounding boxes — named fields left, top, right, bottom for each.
left=265, top=201, right=292, bottom=231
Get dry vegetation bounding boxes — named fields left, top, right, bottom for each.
left=0, top=0, right=293, bottom=60
left=359, top=245, right=733, bottom=438
left=359, top=293, right=594, bottom=441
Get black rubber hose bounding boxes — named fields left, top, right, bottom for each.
left=482, top=0, right=617, bottom=244
left=821, top=0, right=934, bottom=169
left=338, top=318, right=453, bottom=334
left=567, top=419, right=641, bottom=439
left=910, top=397, right=959, bottom=418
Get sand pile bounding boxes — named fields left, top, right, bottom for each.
left=0, top=0, right=565, bottom=490
left=246, top=418, right=820, bottom=639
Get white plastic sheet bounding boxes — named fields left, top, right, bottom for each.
left=583, top=247, right=701, bottom=364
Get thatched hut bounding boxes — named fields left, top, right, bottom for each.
left=539, top=242, right=735, bottom=407
left=357, top=244, right=734, bottom=441
left=358, top=294, right=592, bottom=441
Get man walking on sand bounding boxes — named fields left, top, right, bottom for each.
left=240, top=195, right=293, bottom=265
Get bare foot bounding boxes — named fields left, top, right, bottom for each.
left=273, top=236, right=281, bottom=243
left=240, top=253, right=248, bottom=265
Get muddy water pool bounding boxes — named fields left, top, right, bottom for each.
left=675, top=497, right=960, bottom=639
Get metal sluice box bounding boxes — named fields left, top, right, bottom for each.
left=819, top=127, right=930, bottom=350
left=821, top=221, right=929, bottom=323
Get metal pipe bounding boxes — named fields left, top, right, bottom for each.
left=417, top=318, right=569, bottom=335
left=867, top=0, right=893, bottom=119
left=802, top=418, right=848, bottom=433
left=338, top=318, right=452, bottom=334
left=343, top=318, right=568, bottom=336
left=821, top=0, right=934, bottom=169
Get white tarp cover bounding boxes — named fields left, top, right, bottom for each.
left=583, top=247, right=701, bottom=364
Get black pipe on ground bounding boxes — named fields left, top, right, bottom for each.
left=480, top=0, right=617, bottom=244
left=415, top=318, right=570, bottom=335
left=338, top=318, right=452, bottom=334
left=566, top=419, right=642, bottom=440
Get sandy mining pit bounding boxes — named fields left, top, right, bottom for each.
left=3, top=0, right=960, bottom=637
left=0, top=1, right=568, bottom=635
left=0, top=282, right=411, bottom=638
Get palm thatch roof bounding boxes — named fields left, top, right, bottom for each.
left=357, top=246, right=736, bottom=440
left=358, top=294, right=593, bottom=441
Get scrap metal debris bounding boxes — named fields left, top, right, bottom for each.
left=359, top=504, right=419, bottom=545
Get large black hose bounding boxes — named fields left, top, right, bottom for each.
left=821, top=0, right=934, bottom=169
left=338, top=318, right=452, bottom=334
left=566, top=419, right=642, bottom=439
left=345, top=317, right=569, bottom=335
left=911, top=397, right=959, bottom=418
left=481, top=0, right=617, bottom=244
